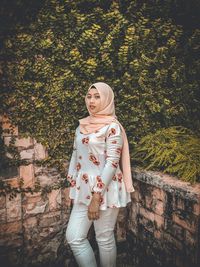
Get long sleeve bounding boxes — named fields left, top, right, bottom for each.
left=67, top=131, right=77, bottom=185
left=92, top=123, right=123, bottom=195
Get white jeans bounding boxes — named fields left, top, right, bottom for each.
left=66, top=203, right=120, bottom=267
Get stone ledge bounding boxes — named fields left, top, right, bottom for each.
left=133, top=167, right=200, bottom=202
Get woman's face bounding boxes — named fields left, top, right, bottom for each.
left=86, top=88, right=101, bottom=113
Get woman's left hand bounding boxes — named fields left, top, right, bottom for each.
left=88, top=193, right=101, bottom=220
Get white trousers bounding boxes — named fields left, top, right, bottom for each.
left=66, top=203, right=120, bottom=267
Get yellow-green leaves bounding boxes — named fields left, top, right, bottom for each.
left=133, top=127, right=200, bottom=183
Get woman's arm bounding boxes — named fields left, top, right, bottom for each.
left=88, top=123, right=123, bottom=220
left=92, top=122, right=123, bottom=196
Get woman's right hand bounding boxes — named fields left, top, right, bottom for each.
left=87, top=193, right=101, bottom=220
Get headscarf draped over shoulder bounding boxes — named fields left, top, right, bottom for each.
left=79, top=82, right=135, bottom=193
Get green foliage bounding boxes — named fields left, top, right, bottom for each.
left=0, top=0, right=199, bottom=186
left=133, top=126, right=200, bottom=183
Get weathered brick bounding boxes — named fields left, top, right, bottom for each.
left=145, top=195, right=152, bottom=209
left=34, top=141, right=48, bottom=160
left=193, top=201, right=200, bottom=216
left=162, top=232, right=183, bottom=250
left=23, top=216, right=38, bottom=229
left=23, top=191, right=42, bottom=204
left=164, top=219, right=184, bottom=241
left=61, top=188, right=71, bottom=207
left=39, top=226, right=60, bottom=238
left=153, top=199, right=164, bottom=216
left=139, top=207, right=155, bottom=222
left=116, top=207, right=128, bottom=242
left=138, top=215, right=154, bottom=233
left=174, top=196, right=185, bottom=210
left=1, top=115, right=18, bottom=136
left=7, top=204, right=21, bottom=222
left=15, top=137, right=33, bottom=148
left=154, top=230, right=161, bottom=239
left=152, top=187, right=165, bottom=201
left=25, top=200, right=48, bottom=216
left=20, top=149, right=34, bottom=160
left=3, top=136, right=12, bottom=146
left=0, top=209, right=6, bottom=223
left=5, top=177, right=19, bottom=187
left=20, top=164, right=35, bottom=188
left=172, top=213, right=197, bottom=233
left=0, top=221, right=22, bottom=234
left=154, top=214, right=164, bottom=229
left=48, top=189, right=61, bottom=211
left=131, top=190, right=140, bottom=202
left=185, top=229, right=197, bottom=246
left=38, top=211, right=61, bottom=227
left=0, top=195, right=6, bottom=209
left=6, top=193, right=21, bottom=222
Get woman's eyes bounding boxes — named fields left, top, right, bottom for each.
left=87, top=95, right=100, bottom=99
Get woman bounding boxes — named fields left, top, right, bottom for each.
left=66, top=82, right=135, bottom=267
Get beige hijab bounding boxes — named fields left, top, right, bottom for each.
left=79, top=82, right=135, bottom=193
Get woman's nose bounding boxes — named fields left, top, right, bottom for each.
left=89, top=97, right=95, bottom=103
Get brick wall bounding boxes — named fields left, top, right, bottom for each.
left=127, top=169, right=200, bottom=267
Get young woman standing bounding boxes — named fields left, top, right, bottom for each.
left=66, top=82, right=135, bottom=267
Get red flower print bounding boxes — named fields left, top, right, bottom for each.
left=89, top=154, right=96, bottom=161
left=112, top=161, right=118, bottom=168
left=108, top=128, right=116, bottom=137
left=97, top=181, right=105, bottom=189
left=67, top=175, right=72, bottom=181
left=76, top=162, right=81, bottom=171
left=112, top=175, right=117, bottom=181
left=70, top=180, right=76, bottom=187
left=117, top=173, right=123, bottom=183
left=82, top=173, right=88, bottom=183
left=82, top=137, right=89, bottom=144
left=116, top=147, right=122, bottom=154
left=96, top=176, right=104, bottom=188
left=96, top=175, right=101, bottom=182
left=93, top=160, right=100, bottom=166
left=86, top=195, right=91, bottom=199
left=112, top=140, right=117, bottom=144
left=89, top=154, right=100, bottom=166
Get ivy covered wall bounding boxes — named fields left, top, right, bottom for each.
left=0, top=0, right=199, bottom=182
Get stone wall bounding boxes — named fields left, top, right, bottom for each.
left=0, top=116, right=200, bottom=267
left=0, top=116, right=72, bottom=267
left=127, top=169, right=200, bottom=267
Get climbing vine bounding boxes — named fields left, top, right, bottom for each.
left=0, top=0, right=199, bottom=193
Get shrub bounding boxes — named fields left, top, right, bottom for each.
left=133, top=126, right=200, bottom=183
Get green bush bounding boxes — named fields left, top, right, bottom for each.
left=133, top=126, right=200, bottom=183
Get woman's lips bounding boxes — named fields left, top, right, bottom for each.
left=90, top=106, right=95, bottom=109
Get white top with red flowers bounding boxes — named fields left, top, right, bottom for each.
left=67, top=122, right=131, bottom=210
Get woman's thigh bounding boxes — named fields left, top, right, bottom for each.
left=66, top=203, right=93, bottom=243
left=94, top=208, right=119, bottom=241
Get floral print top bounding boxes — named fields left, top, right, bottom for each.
left=67, top=122, right=131, bottom=210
